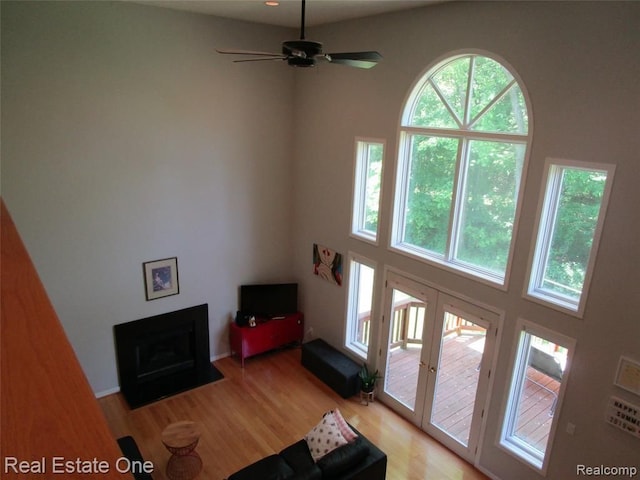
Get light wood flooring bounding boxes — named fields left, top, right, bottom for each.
left=99, top=347, right=490, bottom=480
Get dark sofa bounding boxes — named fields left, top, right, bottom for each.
left=227, top=425, right=386, bottom=480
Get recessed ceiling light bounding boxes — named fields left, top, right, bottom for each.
left=264, top=1, right=279, bottom=6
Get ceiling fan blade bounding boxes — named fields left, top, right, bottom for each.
left=232, top=57, right=287, bottom=63
left=216, top=48, right=282, bottom=57
left=324, top=51, right=383, bottom=69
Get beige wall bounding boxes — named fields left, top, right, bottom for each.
left=1, top=1, right=296, bottom=392
left=2, top=1, right=639, bottom=479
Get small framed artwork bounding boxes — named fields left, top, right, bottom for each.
left=143, top=257, right=179, bottom=301
left=615, top=356, right=640, bottom=396
left=312, top=243, right=343, bottom=286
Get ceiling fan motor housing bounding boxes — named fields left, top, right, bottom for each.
left=283, top=40, right=323, bottom=67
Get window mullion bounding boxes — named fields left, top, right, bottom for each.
left=402, top=125, right=527, bottom=144
left=447, top=138, right=469, bottom=262
left=468, top=79, right=517, bottom=129
left=429, top=78, right=463, bottom=129
left=463, top=55, right=476, bottom=128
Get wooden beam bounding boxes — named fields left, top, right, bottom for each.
left=1, top=200, right=129, bottom=478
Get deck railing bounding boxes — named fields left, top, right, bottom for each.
left=357, top=302, right=482, bottom=349
left=389, top=300, right=425, bottom=348
left=356, top=310, right=372, bottom=347
left=356, top=299, right=426, bottom=349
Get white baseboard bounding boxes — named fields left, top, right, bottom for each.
left=211, top=351, right=230, bottom=362
left=95, top=386, right=120, bottom=399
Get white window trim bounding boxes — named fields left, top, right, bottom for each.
left=524, top=158, right=616, bottom=317
left=390, top=50, right=533, bottom=290
left=350, top=137, right=386, bottom=246
left=344, top=251, right=378, bottom=360
left=497, top=318, right=576, bottom=475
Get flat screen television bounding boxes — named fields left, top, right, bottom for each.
left=240, top=283, right=298, bottom=318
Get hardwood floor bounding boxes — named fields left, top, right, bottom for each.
left=99, top=347, right=490, bottom=480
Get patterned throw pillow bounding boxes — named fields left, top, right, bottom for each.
left=304, top=412, right=348, bottom=462
left=332, top=408, right=358, bottom=443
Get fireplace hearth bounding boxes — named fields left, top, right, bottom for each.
left=114, top=304, right=223, bottom=408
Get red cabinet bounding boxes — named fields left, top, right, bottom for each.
left=229, top=312, right=304, bottom=367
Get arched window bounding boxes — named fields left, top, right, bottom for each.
left=391, top=52, right=531, bottom=285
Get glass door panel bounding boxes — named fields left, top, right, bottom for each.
left=384, top=289, right=426, bottom=410
left=429, top=311, right=487, bottom=446
left=423, top=296, right=498, bottom=462
left=379, top=272, right=437, bottom=424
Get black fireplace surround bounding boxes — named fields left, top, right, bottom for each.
left=114, top=304, right=222, bottom=408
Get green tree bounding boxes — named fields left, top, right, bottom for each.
left=364, top=144, right=383, bottom=232
left=543, top=169, right=606, bottom=297
left=404, top=135, right=457, bottom=254
left=401, top=55, right=528, bottom=277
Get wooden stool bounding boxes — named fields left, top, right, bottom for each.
left=161, top=421, right=202, bottom=480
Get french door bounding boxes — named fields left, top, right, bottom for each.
left=378, top=271, right=499, bottom=462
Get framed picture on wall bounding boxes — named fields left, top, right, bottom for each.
left=143, top=257, right=179, bottom=300
left=312, top=243, right=343, bottom=286
left=615, top=356, right=640, bottom=396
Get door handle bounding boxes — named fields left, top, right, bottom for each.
left=419, top=361, right=426, bottom=367
left=429, top=366, right=436, bottom=373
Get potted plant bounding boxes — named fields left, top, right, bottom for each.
left=359, top=363, right=380, bottom=393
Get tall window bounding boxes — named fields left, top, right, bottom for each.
left=500, top=319, right=574, bottom=473
left=345, top=253, right=376, bottom=359
left=351, top=138, right=385, bottom=243
left=392, top=53, right=530, bottom=285
left=527, top=159, right=615, bottom=315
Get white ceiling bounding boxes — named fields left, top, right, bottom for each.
left=132, top=0, right=443, bottom=28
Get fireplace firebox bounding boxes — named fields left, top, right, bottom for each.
left=114, top=304, right=223, bottom=408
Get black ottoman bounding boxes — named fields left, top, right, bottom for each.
left=301, top=339, right=361, bottom=398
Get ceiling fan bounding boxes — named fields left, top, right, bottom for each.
left=216, top=0, right=382, bottom=69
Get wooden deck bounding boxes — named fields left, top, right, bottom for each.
left=385, top=333, right=559, bottom=450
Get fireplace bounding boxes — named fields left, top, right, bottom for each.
left=114, top=304, right=223, bottom=408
